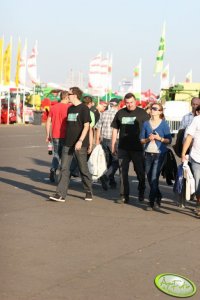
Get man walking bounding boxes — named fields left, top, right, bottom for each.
left=46, top=91, right=71, bottom=182
left=96, top=98, right=119, bottom=189
left=49, top=87, right=93, bottom=202
left=111, top=93, right=149, bottom=203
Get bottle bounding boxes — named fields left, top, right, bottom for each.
left=48, top=141, right=53, bottom=155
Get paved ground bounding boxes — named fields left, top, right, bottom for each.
left=0, top=125, right=199, bottom=300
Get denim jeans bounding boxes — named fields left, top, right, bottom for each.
left=56, top=146, right=92, bottom=198
left=145, top=152, right=165, bottom=204
left=118, top=149, right=146, bottom=198
left=102, top=138, right=119, bottom=182
left=51, top=138, right=65, bottom=171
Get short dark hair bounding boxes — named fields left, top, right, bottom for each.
left=82, top=96, right=93, bottom=105
left=70, top=87, right=83, bottom=100
left=195, top=105, right=200, bottom=113
left=60, top=90, right=68, bottom=100
left=124, top=93, right=136, bottom=100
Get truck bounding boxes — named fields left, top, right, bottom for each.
left=160, top=83, right=200, bottom=134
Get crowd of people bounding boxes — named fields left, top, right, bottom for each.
left=45, top=87, right=200, bottom=216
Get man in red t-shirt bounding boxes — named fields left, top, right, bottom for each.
left=46, top=91, right=71, bottom=182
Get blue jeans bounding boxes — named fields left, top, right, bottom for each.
left=118, top=149, right=146, bottom=198
left=145, top=152, right=165, bottom=205
left=102, top=138, right=119, bottom=182
left=51, top=138, right=65, bottom=171
left=56, top=146, right=92, bottom=198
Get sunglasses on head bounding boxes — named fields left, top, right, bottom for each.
left=151, top=107, right=161, bottom=111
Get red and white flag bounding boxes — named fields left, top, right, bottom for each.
left=27, top=41, right=39, bottom=84
left=160, top=64, right=169, bottom=89
left=19, top=40, right=27, bottom=85
left=185, top=70, right=192, bottom=83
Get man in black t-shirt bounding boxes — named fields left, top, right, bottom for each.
left=49, top=87, right=93, bottom=202
left=111, top=93, right=149, bottom=204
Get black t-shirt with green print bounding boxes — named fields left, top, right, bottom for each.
left=111, top=107, right=149, bottom=151
left=65, top=103, right=91, bottom=147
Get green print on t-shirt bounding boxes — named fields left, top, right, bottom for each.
left=121, top=116, right=136, bottom=125
left=67, top=113, right=79, bottom=122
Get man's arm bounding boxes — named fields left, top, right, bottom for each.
left=75, top=122, right=90, bottom=150
left=88, top=126, right=94, bottom=154
left=181, top=134, right=193, bottom=162
left=111, top=128, right=118, bottom=154
left=46, top=116, right=52, bottom=142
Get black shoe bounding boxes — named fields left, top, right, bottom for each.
left=49, top=193, right=65, bottom=202
left=84, top=191, right=93, bottom=201
left=49, top=169, right=56, bottom=182
left=138, top=193, right=144, bottom=202
left=100, top=175, right=108, bottom=191
left=109, top=179, right=117, bottom=189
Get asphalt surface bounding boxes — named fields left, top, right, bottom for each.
left=0, top=124, right=199, bottom=300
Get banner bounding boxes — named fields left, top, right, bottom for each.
left=185, top=70, right=192, bottom=83
left=160, top=64, right=169, bottom=89
left=15, top=39, right=21, bottom=87
left=27, top=41, right=39, bottom=84
left=19, top=40, right=27, bottom=85
left=154, top=23, right=166, bottom=74
left=0, top=37, right=3, bottom=84
left=3, top=39, right=12, bottom=85
left=133, top=60, right=142, bottom=101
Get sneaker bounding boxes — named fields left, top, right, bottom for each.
left=49, top=169, right=56, bottom=182
left=49, top=193, right=65, bottom=202
left=154, top=203, right=161, bottom=210
left=84, top=192, right=93, bottom=201
left=115, top=198, right=124, bottom=204
left=146, top=206, right=153, bottom=211
left=100, top=175, right=108, bottom=191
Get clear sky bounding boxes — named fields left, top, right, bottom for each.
left=1, top=0, right=200, bottom=93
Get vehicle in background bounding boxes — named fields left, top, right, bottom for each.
left=160, top=83, right=200, bottom=134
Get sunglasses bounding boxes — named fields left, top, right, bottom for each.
left=151, top=107, right=162, bottom=112
left=68, top=93, right=74, bottom=96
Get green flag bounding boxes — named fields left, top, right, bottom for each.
left=154, top=23, right=166, bottom=74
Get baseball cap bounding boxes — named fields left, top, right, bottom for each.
left=109, top=98, right=119, bottom=105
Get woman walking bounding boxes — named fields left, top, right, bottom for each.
left=140, top=103, right=172, bottom=210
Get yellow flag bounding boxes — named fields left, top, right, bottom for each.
left=0, top=38, right=3, bottom=84
left=15, top=39, right=21, bottom=87
left=3, top=40, right=12, bottom=85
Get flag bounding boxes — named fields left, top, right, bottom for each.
left=160, top=64, right=169, bottom=89
left=133, top=59, right=142, bottom=101
left=27, top=41, right=39, bottom=84
left=0, top=37, right=4, bottom=84
left=185, top=70, right=192, bottom=83
left=15, top=39, right=21, bottom=87
left=170, top=75, right=175, bottom=87
left=3, top=39, right=12, bottom=85
left=101, top=56, right=109, bottom=93
left=19, top=40, right=27, bottom=85
left=154, top=23, right=166, bottom=74
left=88, top=53, right=102, bottom=95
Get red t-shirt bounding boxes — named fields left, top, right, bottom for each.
left=49, top=103, right=71, bottom=138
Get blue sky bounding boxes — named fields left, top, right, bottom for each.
left=1, top=0, right=200, bottom=93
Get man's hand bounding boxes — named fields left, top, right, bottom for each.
left=87, top=144, right=93, bottom=154
left=75, top=140, right=82, bottom=151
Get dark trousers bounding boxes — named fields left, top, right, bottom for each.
left=102, top=138, right=119, bottom=182
left=118, top=149, right=145, bottom=198
left=51, top=138, right=65, bottom=171
left=145, top=152, right=165, bottom=204
left=56, top=146, right=92, bottom=198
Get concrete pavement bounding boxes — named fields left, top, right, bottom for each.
left=0, top=125, right=199, bottom=300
